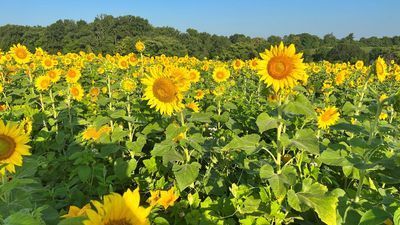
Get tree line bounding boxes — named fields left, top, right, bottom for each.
left=1, top=14, right=399, bottom=63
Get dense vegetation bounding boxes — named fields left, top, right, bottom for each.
left=1, top=14, right=400, bottom=63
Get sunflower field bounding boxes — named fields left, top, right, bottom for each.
left=0, top=41, right=400, bottom=225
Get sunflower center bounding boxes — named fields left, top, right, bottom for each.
left=376, top=63, right=384, bottom=74
left=216, top=71, right=225, bottom=79
left=45, top=60, right=52, bottom=66
left=71, top=88, right=79, bottom=96
left=68, top=71, right=76, bottom=78
left=267, top=56, right=293, bottom=80
left=0, top=135, right=16, bottom=160
left=321, top=110, right=335, bottom=122
left=121, top=61, right=128, bottom=67
left=15, top=49, right=28, bottom=59
left=152, top=78, right=177, bottom=103
left=105, top=219, right=132, bottom=225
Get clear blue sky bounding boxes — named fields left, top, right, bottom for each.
left=0, top=0, right=399, bottom=39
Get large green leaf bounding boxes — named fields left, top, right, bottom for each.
left=256, top=112, right=278, bottom=133
left=359, top=208, right=391, bottom=225
left=287, top=178, right=338, bottom=225
left=173, top=162, right=201, bottom=191
left=290, top=129, right=319, bottom=155
left=319, top=149, right=350, bottom=166
left=284, top=94, right=316, bottom=119
left=223, top=134, right=260, bottom=154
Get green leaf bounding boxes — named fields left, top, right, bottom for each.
left=319, top=149, right=350, bottom=166
left=111, top=127, right=128, bottom=142
left=143, top=157, right=157, bottom=173
left=58, top=217, right=86, bottom=225
left=223, top=134, right=260, bottom=154
left=126, top=135, right=146, bottom=154
left=259, top=163, right=274, bottom=179
left=359, top=208, right=391, bottom=225
left=290, top=129, right=319, bottom=155
left=242, top=196, right=261, bottom=214
left=114, top=158, right=137, bottom=180
left=154, top=217, right=170, bottom=225
left=4, top=211, right=45, bottom=225
left=288, top=178, right=338, bottom=225
left=77, top=165, right=91, bottom=182
left=284, top=94, right=316, bottom=119
left=268, top=174, right=287, bottom=201
left=173, top=162, right=201, bottom=191
left=93, top=116, right=111, bottom=128
left=109, top=110, right=126, bottom=119
left=256, top=112, right=278, bottom=133
left=189, top=112, right=213, bottom=123
left=393, top=207, right=400, bottom=225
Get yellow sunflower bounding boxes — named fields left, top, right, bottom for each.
left=42, top=56, right=56, bottom=70
left=0, top=120, right=31, bottom=175
left=47, top=69, right=61, bottom=83
left=158, top=187, right=179, bottom=210
left=10, top=44, right=31, bottom=64
left=121, top=78, right=136, bottom=93
left=232, top=59, right=244, bottom=70
left=84, top=188, right=151, bottom=225
left=257, top=42, right=306, bottom=92
left=355, top=60, right=364, bottom=70
left=188, top=69, right=200, bottom=83
left=186, top=102, right=200, bottom=112
left=66, top=67, right=81, bottom=84
left=19, top=118, right=33, bottom=135
left=249, top=58, right=259, bottom=70
left=35, top=75, right=52, bottom=91
left=135, top=41, right=145, bottom=52
left=62, top=204, right=91, bottom=218
left=212, top=66, right=230, bottom=83
left=118, top=57, right=130, bottom=70
left=70, top=83, right=84, bottom=101
left=0, top=84, right=3, bottom=93
left=142, top=67, right=184, bottom=116
left=194, top=89, right=205, bottom=100
left=317, top=106, right=340, bottom=129
left=376, top=56, right=387, bottom=82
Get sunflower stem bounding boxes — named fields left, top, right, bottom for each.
left=67, top=84, right=74, bottom=136
left=127, top=94, right=133, bottom=142
left=276, top=92, right=283, bottom=173
left=107, top=73, right=114, bottom=132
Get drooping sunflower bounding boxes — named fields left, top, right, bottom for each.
left=35, top=75, right=52, bottom=91
left=212, top=66, right=230, bottom=83
left=142, top=67, right=184, bottom=116
left=66, top=67, right=82, bottom=84
left=257, top=42, right=306, bottom=92
left=317, top=106, right=340, bottom=129
left=70, top=83, right=84, bottom=101
left=376, top=56, right=387, bottom=82
left=0, top=120, right=31, bottom=175
left=10, top=44, right=31, bottom=64
left=84, top=188, right=151, bottom=225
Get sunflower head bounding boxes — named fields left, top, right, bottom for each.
left=135, top=41, right=145, bottom=52
left=10, top=44, right=31, bottom=64
left=35, top=75, right=52, bottom=91
left=317, top=106, right=340, bottom=129
left=376, top=56, right=387, bottom=82
left=0, top=120, right=31, bottom=175
left=83, top=188, right=151, bottom=225
left=142, top=67, right=184, bottom=116
left=121, top=78, right=136, bottom=93
left=70, top=83, right=84, bottom=101
left=257, top=42, right=306, bottom=92
left=212, top=66, right=230, bottom=83
left=66, top=68, right=81, bottom=84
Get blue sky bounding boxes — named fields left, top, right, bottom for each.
left=0, top=0, right=399, bottom=39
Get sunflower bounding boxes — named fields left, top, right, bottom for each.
left=0, top=120, right=31, bottom=175
left=10, top=44, right=31, bottom=64
left=232, top=59, right=244, bottom=70
left=186, top=102, right=200, bottom=112
left=317, top=106, right=340, bottom=129
left=257, top=42, right=306, bottom=92
left=42, top=56, right=56, bottom=70
left=0, top=84, right=3, bottom=93
left=212, top=66, right=230, bottom=83
left=62, top=204, right=91, bottom=218
left=142, top=67, right=184, bottom=116
left=335, top=70, right=346, bottom=85
left=19, top=118, right=33, bottom=135
left=168, top=67, right=191, bottom=91
left=121, top=78, right=136, bottom=93
left=135, top=41, right=145, bottom=52
left=89, top=87, right=100, bottom=98
left=84, top=188, right=151, bottom=225
left=70, top=83, right=84, bottom=101
left=249, top=58, right=259, bottom=70
left=47, top=69, right=61, bottom=83
left=376, top=56, right=387, bottom=82
left=66, top=67, right=81, bottom=83
left=158, top=188, right=179, bottom=210
left=355, top=60, right=364, bottom=70
left=35, top=75, right=52, bottom=91
left=118, top=57, right=129, bottom=70
left=194, top=89, right=205, bottom=100
left=188, top=69, right=200, bottom=83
